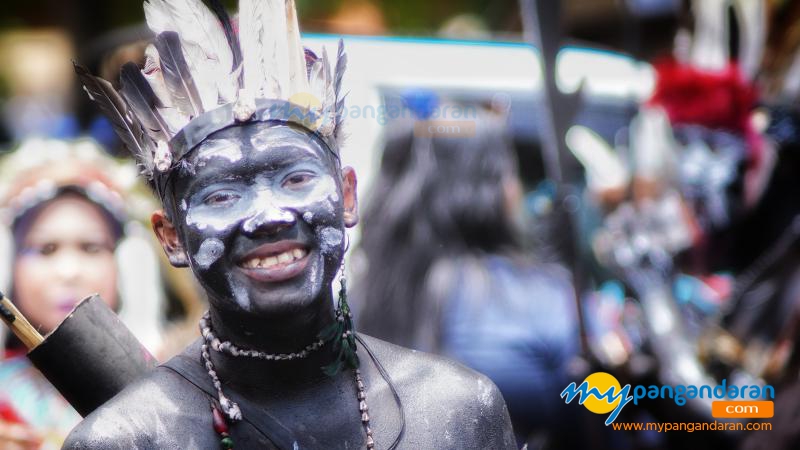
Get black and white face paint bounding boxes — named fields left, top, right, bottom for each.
left=168, top=123, right=346, bottom=315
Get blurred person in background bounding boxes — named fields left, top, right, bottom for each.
left=354, top=100, right=581, bottom=446
left=0, top=138, right=168, bottom=449
left=0, top=30, right=79, bottom=142
left=325, top=0, right=387, bottom=35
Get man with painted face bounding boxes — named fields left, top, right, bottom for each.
left=64, top=1, right=516, bottom=449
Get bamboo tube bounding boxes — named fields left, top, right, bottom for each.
left=0, top=291, right=44, bottom=350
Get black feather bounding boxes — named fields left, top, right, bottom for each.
left=205, top=0, right=243, bottom=88
left=154, top=31, right=204, bottom=117
left=334, top=39, right=347, bottom=98
left=120, top=62, right=171, bottom=140
left=74, top=62, right=155, bottom=175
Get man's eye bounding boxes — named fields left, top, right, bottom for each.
left=283, top=173, right=315, bottom=189
left=204, top=191, right=240, bottom=206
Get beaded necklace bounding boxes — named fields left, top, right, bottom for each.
left=198, top=278, right=375, bottom=449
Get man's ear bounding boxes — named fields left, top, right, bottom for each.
left=151, top=210, right=190, bottom=267
left=341, top=166, right=358, bottom=227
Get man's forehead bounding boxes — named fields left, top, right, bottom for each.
left=191, top=124, right=332, bottom=163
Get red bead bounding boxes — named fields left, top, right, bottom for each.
left=212, top=405, right=230, bottom=435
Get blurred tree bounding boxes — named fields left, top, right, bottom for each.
left=297, top=0, right=520, bottom=36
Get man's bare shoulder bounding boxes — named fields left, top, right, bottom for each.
left=63, top=353, right=214, bottom=449
left=358, top=335, right=517, bottom=449
left=64, top=336, right=517, bottom=449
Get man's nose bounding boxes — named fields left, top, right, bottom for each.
left=241, top=202, right=296, bottom=236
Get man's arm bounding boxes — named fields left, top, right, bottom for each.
left=465, top=374, right=518, bottom=450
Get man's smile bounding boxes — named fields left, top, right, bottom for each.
left=236, top=240, right=311, bottom=283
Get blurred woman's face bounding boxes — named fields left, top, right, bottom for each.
left=13, top=194, right=118, bottom=334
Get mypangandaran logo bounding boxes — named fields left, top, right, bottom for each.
left=560, top=372, right=775, bottom=425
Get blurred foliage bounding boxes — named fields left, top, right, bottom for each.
left=0, top=0, right=522, bottom=37
left=298, top=0, right=520, bottom=33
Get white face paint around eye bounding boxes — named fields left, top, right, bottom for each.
left=273, top=173, right=338, bottom=207
left=244, top=173, right=339, bottom=220
left=184, top=173, right=337, bottom=234
left=194, top=238, right=225, bottom=269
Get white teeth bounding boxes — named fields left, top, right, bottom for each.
left=241, top=248, right=308, bottom=269
left=264, top=256, right=279, bottom=267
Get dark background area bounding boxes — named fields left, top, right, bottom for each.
left=0, top=0, right=682, bottom=60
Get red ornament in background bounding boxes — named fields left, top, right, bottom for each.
left=649, top=58, right=758, bottom=133
left=0, top=400, right=26, bottom=425
left=649, top=57, right=765, bottom=175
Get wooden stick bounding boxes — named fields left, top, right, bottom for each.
left=0, top=292, right=44, bottom=350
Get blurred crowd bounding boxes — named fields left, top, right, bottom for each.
left=2, top=1, right=800, bottom=449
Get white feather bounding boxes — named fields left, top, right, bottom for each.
left=142, top=45, right=172, bottom=107
left=142, top=44, right=189, bottom=134
left=286, top=0, right=309, bottom=95
left=182, top=42, right=223, bottom=109
left=239, top=0, right=290, bottom=99
left=321, top=47, right=335, bottom=111
left=308, top=57, right=326, bottom=106
left=238, top=0, right=266, bottom=97
left=142, top=0, right=172, bottom=34
left=307, top=49, right=337, bottom=136
left=144, top=0, right=236, bottom=108
left=161, top=108, right=190, bottom=134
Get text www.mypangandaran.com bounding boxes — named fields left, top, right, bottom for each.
left=610, top=421, right=772, bottom=432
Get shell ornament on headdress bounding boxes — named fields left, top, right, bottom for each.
left=76, top=0, right=347, bottom=197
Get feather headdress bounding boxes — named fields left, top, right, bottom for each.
left=76, top=0, right=347, bottom=193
